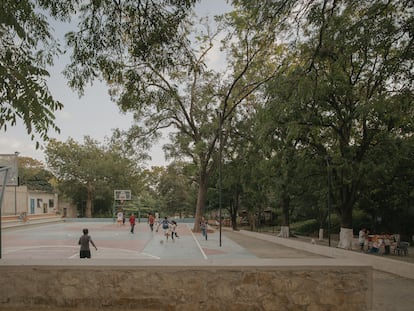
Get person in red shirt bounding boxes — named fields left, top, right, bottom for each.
left=129, top=213, right=136, bottom=234
left=148, top=213, right=155, bottom=232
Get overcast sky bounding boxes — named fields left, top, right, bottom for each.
left=1, top=0, right=231, bottom=167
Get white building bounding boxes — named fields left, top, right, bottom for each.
left=1, top=185, right=58, bottom=216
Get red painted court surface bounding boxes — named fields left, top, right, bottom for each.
left=1, top=221, right=256, bottom=260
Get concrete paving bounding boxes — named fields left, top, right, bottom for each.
left=1, top=220, right=414, bottom=310
left=223, top=229, right=414, bottom=311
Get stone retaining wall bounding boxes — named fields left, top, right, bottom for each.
left=0, top=259, right=372, bottom=311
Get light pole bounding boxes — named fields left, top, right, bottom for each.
left=217, top=110, right=223, bottom=247
left=14, top=152, right=19, bottom=215
left=325, top=155, right=332, bottom=247
left=0, top=167, right=10, bottom=258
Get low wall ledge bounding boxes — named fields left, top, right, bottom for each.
left=0, top=258, right=369, bottom=268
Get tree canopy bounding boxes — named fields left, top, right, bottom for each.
left=0, top=0, right=71, bottom=145
left=2, top=0, right=413, bottom=243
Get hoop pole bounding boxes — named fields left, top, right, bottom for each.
left=0, top=167, right=11, bottom=259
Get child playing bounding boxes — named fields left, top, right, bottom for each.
left=171, top=220, right=179, bottom=240
left=78, top=228, right=97, bottom=258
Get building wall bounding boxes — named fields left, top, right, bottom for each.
left=1, top=186, right=29, bottom=216
left=59, top=199, right=78, bottom=218
left=28, top=190, right=58, bottom=215
left=1, top=186, right=58, bottom=216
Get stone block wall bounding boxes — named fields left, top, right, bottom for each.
left=0, top=260, right=372, bottom=311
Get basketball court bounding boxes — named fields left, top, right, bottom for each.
left=1, top=220, right=257, bottom=260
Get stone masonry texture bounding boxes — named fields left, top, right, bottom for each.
left=0, top=263, right=372, bottom=311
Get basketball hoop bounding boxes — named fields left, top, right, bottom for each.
left=114, top=189, right=131, bottom=203
left=119, top=191, right=126, bottom=202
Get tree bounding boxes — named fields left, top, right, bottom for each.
left=0, top=0, right=74, bottom=144
left=1, top=0, right=197, bottom=146
left=356, top=135, right=414, bottom=239
left=18, top=156, right=55, bottom=192
left=300, top=0, right=414, bottom=248
left=236, top=0, right=414, bottom=247
left=63, top=0, right=197, bottom=94
left=157, top=161, right=197, bottom=217
left=45, top=136, right=139, bottom=217
left=63, top=2, right=285, bottom=231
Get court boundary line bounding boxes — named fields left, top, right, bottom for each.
left=188, top=224, right=208, bottom=260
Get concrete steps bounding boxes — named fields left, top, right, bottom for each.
left=1, top=214, right=63, bottom=229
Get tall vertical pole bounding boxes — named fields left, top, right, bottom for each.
left=218, top=112, right=222, bottom=247
left=326, top=156, right=331, bottom=247
left=0, top=167, right=10, bottom=259
left=14, top=152, right=19, bottom=216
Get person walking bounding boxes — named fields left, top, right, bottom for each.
left=157, top=217, right=171, bottom=241
left=200, top=220, right=208, bottom=240
left=129, top=213, right=136, bottom=234
left=171, top=220, right=179, bottom=240
left=358, top=228, right=366, bottom=251
left=117, top=211, right=123, bottom=226
left=148, top=213, right=155, bottom=232
left=78, top=228, right=97, bottom=259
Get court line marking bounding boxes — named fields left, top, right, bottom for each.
left=188, top=224, right=208, bottom=260
left=3, top=245, right=77, bottom=254
left=3, top=245, right=161, bottom=260
left=68, top=252, right=79, bottom=259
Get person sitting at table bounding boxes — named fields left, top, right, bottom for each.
left=383, top=234, right=391, bottom=255
left=365, top=230, right=371, bottom=251
left=369, top=236, right=380, bottom=253
left=358, top=228, right=366, bottom=251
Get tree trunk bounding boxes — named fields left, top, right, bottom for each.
left=230, top=190, right=240, bottom=230
left=278, top=193, right=290, bottom=238
left=85, top=183, right=94, bottom=218
left=337, top=189, right=355, bottom=249
left=249, top=213, right=256, bottom=231
left=319, top=228, right=324, bottom=240
left=278, top=226, right=290, bottom=238
left=229, top=200, right=237, bottom=230
left=193, top=169, right=209, bottom=233
left=337, top=227, right=354, bottom=249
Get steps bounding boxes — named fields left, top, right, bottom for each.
left=1, top=214, right=63, bottom=229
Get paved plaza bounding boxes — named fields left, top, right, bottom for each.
left=1, top=220, right=414, bottom=310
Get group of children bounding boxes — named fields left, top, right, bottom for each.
left=156, top=216, right=179, bottom=242
left=116, top=211, right=137, bottom=233
left=358, top=228, right=396, bottom=254
left=115, top=211, right=181, bottom=241
left=115, top=211, right=180, bottom=240
left=78, top=214, right=181, bottom=258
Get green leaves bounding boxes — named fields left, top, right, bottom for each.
left=64, top=0, right=196, bottom=95
left=45, top=136, right=142, bottom=217
left=1, top=0, right=65, bottom=145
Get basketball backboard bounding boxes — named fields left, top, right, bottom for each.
left=0, top=154, right=19, bottom=186
left=114, top=190, right=131, bottom=201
